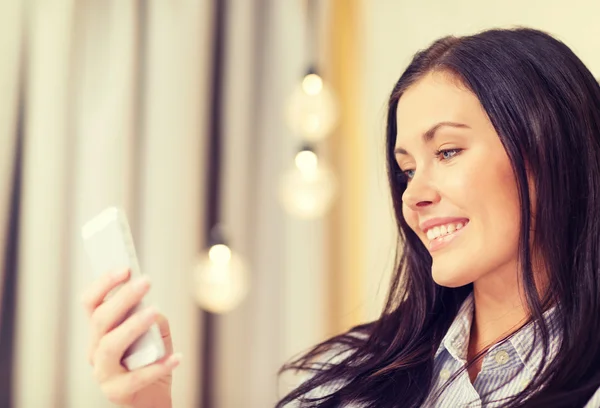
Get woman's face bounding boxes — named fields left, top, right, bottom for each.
left=395, top=71, right=522, bottom=288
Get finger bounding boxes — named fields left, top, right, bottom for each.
left=91, top=276, right=150, bottom=335
left=81, top=268, right=131, bottom=318
left=87, top=277, right=151, bottom=364
left=155, top=314, right=173, bottom=355
left=101, top=353, right=182, bottom=404
left=93, top=306, right=158, bottom=372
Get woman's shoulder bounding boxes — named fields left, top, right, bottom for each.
left=292, top=329, right=371, bottom=402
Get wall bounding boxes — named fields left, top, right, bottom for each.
left=359, top=0, right=600, bottom=322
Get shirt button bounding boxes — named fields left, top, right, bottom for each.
left=440, top=369, right=451, bottom=380
left=494, top=350, right=510, bottom=365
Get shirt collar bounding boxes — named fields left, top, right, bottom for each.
left=508, top=302, right=561, bottom=375
left=435, top=292, right=474, bottom=362
left=434, top=292, right=562, bottom=374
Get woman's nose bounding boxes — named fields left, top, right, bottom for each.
left=402, top=173, right=440, bottom=211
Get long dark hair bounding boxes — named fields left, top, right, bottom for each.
left=276, top=27, right=600, bottom=407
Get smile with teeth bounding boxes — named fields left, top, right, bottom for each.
left=425, top=221, right=469, bottom=241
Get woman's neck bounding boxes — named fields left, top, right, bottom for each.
left=470, top=255, right=549, bottom=353
left=471, top=284, right=528, bottom=352
left=466, top=265, right=530, bottom=382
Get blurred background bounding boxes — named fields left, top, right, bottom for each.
left=0, top=1, right=599, bottom=407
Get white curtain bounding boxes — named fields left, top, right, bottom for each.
left=1, top=0, right=332, bottom=407
left=8, top=1, right=211, bottom=407
left=14, top=1, right=77, bottom=407
left=216, top=0, right=330, bottom=406
left=0, top=0, right=24, bottom=325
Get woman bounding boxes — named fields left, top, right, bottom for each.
left=82, top=27, right=600, bottom=407
left=276, top=27, right=600, bottom=407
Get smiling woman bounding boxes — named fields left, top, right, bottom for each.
left=396, top=72, right=524, bottom=291
left=276, top=27, right=600, bottom=408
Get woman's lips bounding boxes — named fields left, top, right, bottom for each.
left=427, top=220, right=469, bottom=252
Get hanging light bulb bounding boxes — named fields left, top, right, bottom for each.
left=286, top=68, right=339, bottom=142
left=302, top=73, right=323, bottom=95
left=192, top=228, right=250, bottom=314
left=279, top=145, right=338, bottom=219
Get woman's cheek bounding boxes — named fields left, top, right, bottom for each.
left=402, top=204, right=419, bottom=233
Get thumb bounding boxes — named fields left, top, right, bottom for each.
left=155, top=313, right=173, bottom=355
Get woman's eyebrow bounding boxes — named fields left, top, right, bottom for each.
left=394, top=121, right=470, bottom=155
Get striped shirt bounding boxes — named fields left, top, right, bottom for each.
left=295, top=293, right=600, bottom=407
left=423, top=293, right=600, bottom=407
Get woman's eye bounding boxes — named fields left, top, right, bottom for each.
left=436, top=148, right=462, bottom=160
left=398, top=149, right=462, bottom=183
left=403, top=169, right=415, bottom=181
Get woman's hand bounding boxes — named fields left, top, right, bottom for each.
left=81, top=268, right=181, bottom=408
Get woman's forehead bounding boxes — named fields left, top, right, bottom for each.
left=395, top=73, right=489, bottom=143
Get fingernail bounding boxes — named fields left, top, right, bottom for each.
left=167, top=353, right=182, bottom=368
left=133, top=277, right=150, bottom=292
left=112, top=268, right=129, bottom=279
left=141, top=306, right=157, bottom=322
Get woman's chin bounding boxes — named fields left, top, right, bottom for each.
left=432, top=268, right=475, bottom=288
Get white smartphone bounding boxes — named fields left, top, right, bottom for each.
left=81, top=206, right=166, bottom=370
